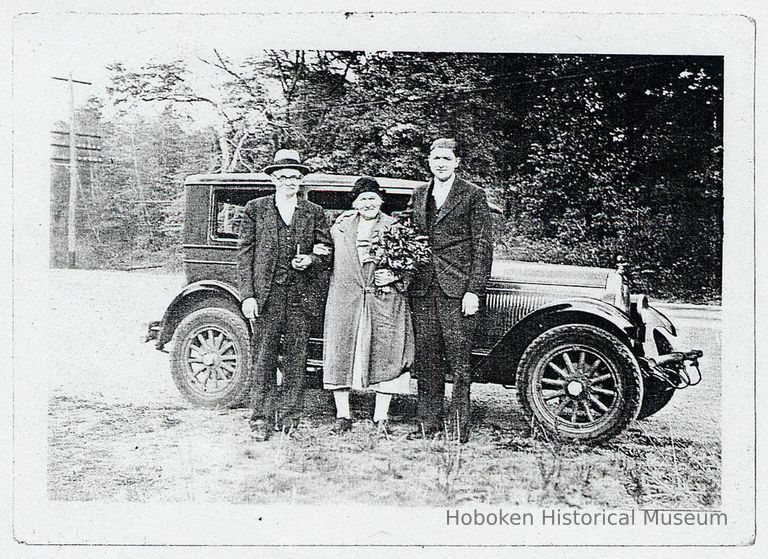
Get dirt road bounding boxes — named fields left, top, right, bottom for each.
left=46, top=269, right=721, bottom=507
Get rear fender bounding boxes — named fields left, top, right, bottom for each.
left=480, top=297, right=638, bottom=384
left=156, top=280, right=244, bottom=350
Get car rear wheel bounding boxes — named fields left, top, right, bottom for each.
left=170, top=307, right=253, bottom=408
left=516, top=324, right=643, bottom=443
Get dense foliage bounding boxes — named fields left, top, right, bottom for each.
left=50, top=51, right=722, bottom=301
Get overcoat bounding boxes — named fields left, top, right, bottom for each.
left=322, top=212, right=414, bottom=387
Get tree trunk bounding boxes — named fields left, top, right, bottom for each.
left=217, top=129, right=231, bottom=172
left=130, top=122, right=154, bottom=244
left=227, top=131, right=248, bottom=172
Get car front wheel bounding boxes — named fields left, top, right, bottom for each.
left=170, top=307, right=253, bottom=408
left=516, top=324, right=643, bottom=443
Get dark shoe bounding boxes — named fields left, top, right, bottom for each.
left=331, top=417, right=352, bottom=434
left=406, top=422, right=442, bottom=439
left=250, top=419, right=271, bottom=442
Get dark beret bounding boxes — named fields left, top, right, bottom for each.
left=349, top=176, right=384, bottom=206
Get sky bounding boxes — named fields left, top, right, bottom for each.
left=15, top=8, right=747, bottom=130
left=15, top=13, right=298, bottom=128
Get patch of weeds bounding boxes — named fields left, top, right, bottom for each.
left=622, top=421, right=721, bottom=508
left=525, top=420, right=606, bottom=506
left=624, top=430, right=695, bottom=449
left=161, top=414, right=182, bottom=428
left=619, top=455, right=647, bottom=505
left=434, top=437, right=463, bottom=503
left=114, top=465, right=162, bottom=487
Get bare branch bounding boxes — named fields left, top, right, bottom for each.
left=268, top=50, right=290, bottom=95
left=210, top=49, right=261, bottom=100
left=227, top=131, right=249, bottom=172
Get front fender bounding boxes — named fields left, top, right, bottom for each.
left=639, top=304, right=677, bottom=359
left=156, top=280, right=243, bottom=349
left=480, top=297, right=638, bottom=383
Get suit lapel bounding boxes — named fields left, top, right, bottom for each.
left=417, top=182, right=430, bottom=228
left=293, top=199, right=310, bottom=253
left=264, top=195, right=279, bottom=245
left=435, top=177, right=466, bottom=223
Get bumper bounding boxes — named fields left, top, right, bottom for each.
left=645, top=348, right=703, bottom=389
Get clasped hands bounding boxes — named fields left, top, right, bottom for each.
left=374, top=269, right=397, bottom=287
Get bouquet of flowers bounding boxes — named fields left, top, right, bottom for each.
left=369, top=210, right=431, bottom=293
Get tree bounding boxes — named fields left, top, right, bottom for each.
left=508, top=55, right=723, bottom=300
left=81, top=50, right=722, bottom=301
left=106, top=54, right=277, bottom=172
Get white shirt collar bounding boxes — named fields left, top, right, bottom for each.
left=433, top=174, right=456, bottom=190
left=275, top=192, right=297, bottom=204
left=275, top=194, right=298, bottom=225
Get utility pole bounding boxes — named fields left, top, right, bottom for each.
left=52, top=74, right=92, bottom=268
left=66, top=72, right=78, bottom=267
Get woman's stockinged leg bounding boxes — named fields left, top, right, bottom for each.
left=373, top=392, right=392, bottom=422
left=333, top=389, right=351, bottom=419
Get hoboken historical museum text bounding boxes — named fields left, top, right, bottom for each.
left=446, top=508, right=727, bottom=527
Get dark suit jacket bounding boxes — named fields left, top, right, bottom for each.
left=237, top=195, right=331, bottom=314
left=408, top=176, right=493, bottom=298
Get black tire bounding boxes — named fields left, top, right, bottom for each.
left=516, top=324, right=643, bottom=443
left=637, top=333, right=676, bottom=420
left=637, top=375, right=675, bottom=420
left=170, top=307, right=253, bottom=408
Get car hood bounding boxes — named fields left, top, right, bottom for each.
left=490, top=259, right=613, bottom=288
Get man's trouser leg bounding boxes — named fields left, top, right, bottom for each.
left=437, top=289, right=479, bottom=441
left=249, top=285, right=287, bottom=427
left=411, top=288, right=447, bottom=430
left=275, top=285, right=309, bottom=428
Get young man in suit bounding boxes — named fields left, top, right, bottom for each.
left=238, top=149, right=331, bottom=441
left=408, top=138, right=494, bottom=443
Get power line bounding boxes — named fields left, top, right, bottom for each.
left=51, top=130, right=102, bottom=139
left=52, top=76, right=92, bottom=85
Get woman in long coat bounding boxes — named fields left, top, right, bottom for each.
left=323, top=177, right=414, bottom=433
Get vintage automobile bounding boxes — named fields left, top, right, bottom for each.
left=146, top=172, right=702, bottom=443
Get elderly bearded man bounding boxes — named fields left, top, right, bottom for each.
left=238, top=149, right=331, bottom=441
left=407, top=138, right=493, bottom=443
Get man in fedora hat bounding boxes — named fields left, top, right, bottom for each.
left=407, top=138, right=493, bottom=443
left=238, top=148, right=331, bottom=441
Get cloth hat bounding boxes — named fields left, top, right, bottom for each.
left=263, top=149, right=311, bottom=175
left=349, top=176, right=384, bottom=205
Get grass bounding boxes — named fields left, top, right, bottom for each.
left=48, top=390, right=721, bottom=508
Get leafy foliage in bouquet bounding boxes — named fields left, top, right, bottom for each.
left=369, top=210, right=431, bottom=273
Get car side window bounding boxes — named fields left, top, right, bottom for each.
left=212, top=188, right=271, bottom=240
left=307, top=188, right=411, bottom=223
left=307, top=190, right=348, bottom=223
